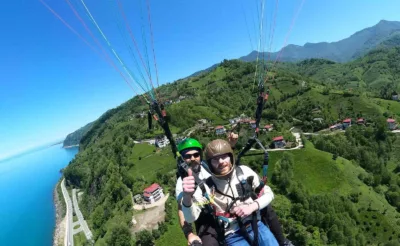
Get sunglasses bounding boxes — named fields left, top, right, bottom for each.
left=183, top=152, right=200, bottom=159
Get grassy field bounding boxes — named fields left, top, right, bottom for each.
left=155, top=197, right=187, bottom=246
left=127, top=143, right=176, bottom=182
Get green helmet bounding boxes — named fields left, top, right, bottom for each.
left=177, top=138, right=203, bottom=153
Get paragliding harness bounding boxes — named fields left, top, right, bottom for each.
left=177, top=159, right=225, bottom=244
left=148, top=83, right=270, bottom=246
left=179, top=85, right=271, bottom=246
left=203, top=165, right=260, bottom=246
left=196, top=82, right=271, bottom=246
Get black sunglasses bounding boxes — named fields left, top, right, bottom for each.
left=183, top=152, right=200, bottom=159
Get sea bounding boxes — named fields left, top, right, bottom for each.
left=0, top=143, right=78, bottom=246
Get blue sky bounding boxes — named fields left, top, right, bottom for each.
left=0, top=0, right=399, bottom=160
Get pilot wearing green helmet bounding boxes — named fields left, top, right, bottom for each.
left=174, top=135, right=291, bottom=246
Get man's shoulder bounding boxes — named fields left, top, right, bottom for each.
left=236, top=165, right=258, bottom=177
left=200, top=165, right=211, bottom=178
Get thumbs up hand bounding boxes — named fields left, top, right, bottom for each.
left=227, top=132, right=239, bottom=147
left=182, top=168, right=195, bottom=207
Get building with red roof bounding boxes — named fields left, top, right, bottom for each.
left=387, top=118, right=397, bottom=130
left=264, top=125, right=273, bottom=132
left=249, top=120, right=256, bottom=129
left=273, top=136, right=286, bottom=148
left=143, top=183, right=164, bottom=204
left=342, top=118, right=352, bottom=129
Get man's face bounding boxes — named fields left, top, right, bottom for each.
left=210, top=153, right=232, bottom=176
left=182, top=149, right=201, bottom=168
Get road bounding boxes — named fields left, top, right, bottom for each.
left=72, top=189, right=93, bottom=241
left=61, top=179, right=73, bottom=246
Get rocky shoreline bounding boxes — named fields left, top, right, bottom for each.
left=53, top=181, right=66, bottom=246
left=63, top=144, right=79, bottom=149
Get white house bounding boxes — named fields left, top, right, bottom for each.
left=143, top=183, right=164, bottom=204
left=155, top=136, right=170, bottom=148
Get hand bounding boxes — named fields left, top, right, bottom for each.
left=227, top=132, right=239, bottom=147
left=187, top=233, right=202, bottom=246
left=182, top=169, right=195, bottom=205
left=232, top=203, right=258, bottom=218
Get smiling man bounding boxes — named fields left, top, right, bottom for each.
left=181, top=139, right=279, bottom=246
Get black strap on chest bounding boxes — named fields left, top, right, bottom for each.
left=205, top=166, right=259, bottom=246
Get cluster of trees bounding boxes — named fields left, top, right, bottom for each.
left=271, top=153, right=377, bottom=245
left=310, top=122, right=400, bottom=212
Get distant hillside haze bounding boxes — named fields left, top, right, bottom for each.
left=240, top=20, right=400, bottom=63
left=188, top=20, right=400, bottom=78
left=63, top=122, right=94, bottom=147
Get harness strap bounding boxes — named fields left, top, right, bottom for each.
left=206, top=166, right=260, bottom=246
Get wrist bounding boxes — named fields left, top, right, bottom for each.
left=252, top=201, right=260, bottom=212
left=182, top=222, right=193, bottom=238
left=182, top=195, right=192, bottom=207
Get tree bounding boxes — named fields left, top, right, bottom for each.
left=135, top=230, right=154, bottom=246
left=152, top=229, right=161, bottom=240
left=106, top=224, right=132, bottom=246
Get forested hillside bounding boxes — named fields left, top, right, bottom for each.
left=63, top=49, right=400, bottom=245
left=63, top=122, right=94, bottom=147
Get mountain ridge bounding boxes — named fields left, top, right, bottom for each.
left=187, top=20, right=400, bottom=78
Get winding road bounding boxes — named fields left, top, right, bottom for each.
left=60, top=179, right=93, bottom=246
left=61, top=179, right=73, bottom=246
left=72, top=189, right=93, bottom=240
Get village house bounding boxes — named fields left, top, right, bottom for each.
left=215, top=125, right=226, bottom=135
left=357, top=118, right=365, bottom=125
left=329, top=123, right=342, bottom=131
left=387, top=118, right=397, bottom=130
left=392, top=93, right=399, bottom=101
left=273, top=136, right=286, bottom=149
left=155, top=135, right=170, bottom=148
left=135, top=111, right=146, bottom=118
left=164, top=100, right=173, bottom=105
left=133, top=194, right=143, bottom=204
left=229, top=117, right=241, bottom=125
left=342, top=118, right=352, bottom=129
left=143, top=183, right=164, bottom=204
left=250, top=120, right=257, bottom=129
left=197, top=119, right=208, bottom=125
left=264, top=125, right=273, bottom=132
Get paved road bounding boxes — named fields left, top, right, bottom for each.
left=72, top=189, right=93, bottom=240
left=61, top=179, right=73, bottom=246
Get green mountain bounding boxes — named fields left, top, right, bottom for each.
left=280, top=46, right=400, bottom=100
left=189, top=20, right=400, bottom=79
left=240, top=20, right=400, bottom=63
left=63, top=121, right=94, bottom=148
left=62, top=51, right=400, bottom=245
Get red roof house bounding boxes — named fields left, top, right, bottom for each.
left=273, top=136, right=284, bottom=142
left=343, top=118, right=352, bottom=123
left=144, top=183, right=161, bottom=193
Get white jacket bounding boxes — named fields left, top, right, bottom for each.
left=181, top=165, right=274, bottom=235
left=175, top=163, right=211, bottom=202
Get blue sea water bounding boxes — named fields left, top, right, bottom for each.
left=0, top=144, right=78, bottom=246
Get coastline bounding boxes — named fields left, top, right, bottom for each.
left=63, top=144, right=79, bottom=149
left=53, top=180, right=66, bottom=246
